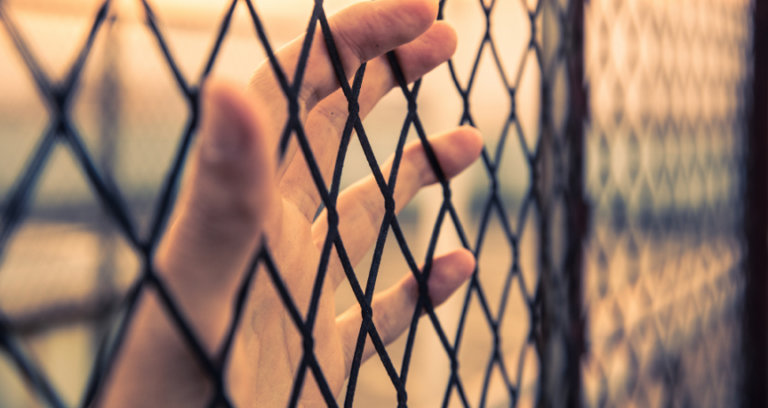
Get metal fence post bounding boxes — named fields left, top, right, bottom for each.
left=538, top=0, right=587, bottom=406
left=563, top=0, right=587, bottom=406
left=744, top=0, right=768, bottom=406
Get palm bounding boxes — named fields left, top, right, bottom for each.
left=234, top=199, right=346, bottom=405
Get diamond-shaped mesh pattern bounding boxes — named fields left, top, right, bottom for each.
left=581, top=0, right=752, bottom=406
left=0, top=0, right=758, bottom=406
left=0, top=0, right=583, bottom=406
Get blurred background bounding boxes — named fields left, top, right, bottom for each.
left=0, top=0, right=761, bottom=407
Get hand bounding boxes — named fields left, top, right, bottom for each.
left=101, top=0, right=482, bottom=406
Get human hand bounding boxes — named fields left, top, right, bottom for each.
left=104, top=0, right=482, bottom=406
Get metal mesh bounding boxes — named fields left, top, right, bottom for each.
left=581, top=0, right=752, bottom=406
left=0, top=0, right=580, bottom=406
left=0, top=0, right=759, bottom=406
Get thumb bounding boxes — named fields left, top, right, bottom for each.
left=154, top=79, right=277, bottom=351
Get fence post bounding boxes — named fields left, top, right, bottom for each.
left=744, top=0, right=768, bottom=406
left=563, top=0, right=587, bottom=406
left=538, top=0, right=587, bottom=406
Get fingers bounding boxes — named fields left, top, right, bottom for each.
left=154, top=80, right=278, bottom=351
left=335, top=249, right=475, bottom=372
left=279, top=22, right=458, bottom=219
left=304, top=0, right=439, bottom=108
left=311, top=126, right=483, bottom=287
left=248, top=0, right=440, bottom=149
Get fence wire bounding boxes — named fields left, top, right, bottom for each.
left=0, top=0, right=580, bottom=406
left=0, top=0, right=759, bottom=407
left=581, top=0, right=753, bottom=406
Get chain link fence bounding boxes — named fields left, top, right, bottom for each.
left=0, top=0, right=762, bottom=406
left=581, top=0, right=754, bottom=406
